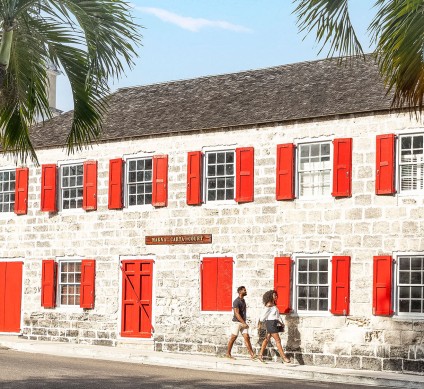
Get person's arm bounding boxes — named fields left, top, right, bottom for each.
left=233, top=307, right=248, bottom=327
left=259, top=306, right=271, bottom=322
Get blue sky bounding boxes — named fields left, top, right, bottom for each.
left=56, top=0, right=375, bottom=112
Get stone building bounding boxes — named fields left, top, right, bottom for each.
left=0, top=56, right=423, bottom=373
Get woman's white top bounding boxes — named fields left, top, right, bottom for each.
left=259, top=305, right=280, bottom=321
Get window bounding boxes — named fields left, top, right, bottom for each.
left=397, top=255, right=424, bottom=315
left=205, top=150, right=235, bottom=202
left=399, top=134, right=424, bottom=193
left=201, top=256, right=233, bottom=311
left=60, top=163, right=83, bottom=209
left=59, top=260, right=81, bottom=306
left=126, top=158, right=153, bottom=206
left=295, top=256, right=329, bottom=312
left=298, top=142, right=331, bottom=198
left=0, top=170, right=15, bottom=212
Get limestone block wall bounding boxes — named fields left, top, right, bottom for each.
left=1, top=111, right=424, bottom=373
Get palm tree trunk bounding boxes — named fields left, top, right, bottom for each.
left=0, top=29, right=13, bottom=88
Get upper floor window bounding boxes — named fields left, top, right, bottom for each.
left=0, top=169, right=15, bottom=212
left=205, top=150, right=235, bottom=202
left=399, top=134, right=424, bottom=193
left=126, top=158, right=153, bottom=206
left=60, top=163, right=83, bottom=210
left=298, top=142, right=331, bottom=198
left=295, top=256, right=329, bottom=312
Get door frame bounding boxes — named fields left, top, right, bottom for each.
left=117, top=255, right=156, bottom=340
left=0, top=258, right=25, bottom=334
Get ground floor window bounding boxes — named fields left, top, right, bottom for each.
left=58, top=260, right=82, bottom=306
left=397, top=255, right=424, bottom=315
left=295, top=255, right=329, bottom=313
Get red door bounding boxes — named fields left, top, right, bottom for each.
left=0, top=262, right=23, bottom=332
left=121, top=260, right=153, bottom=338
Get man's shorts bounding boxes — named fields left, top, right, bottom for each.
left=230, top=321, right=248, bottom=336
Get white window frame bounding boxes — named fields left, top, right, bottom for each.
left=397, top=132, right=424, bottom=196
left=202, top=147, right=236, bottom=205
left=0, top=168, right=16, bottom=213
left=199, top=253, right=235, bottom=315
left=292, top=253, right=332, bottom=316
left=295, top=140, right=333, bottom=200
left=394, top=252, right=424, bottom=318
left=56, top=257, right=84, bottom=310
left=125, top=156, right=154, bottom=208
left=58, top=159, right=85, bottom=212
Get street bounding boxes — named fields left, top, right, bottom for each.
left=0, top=348, right=385, bottom=389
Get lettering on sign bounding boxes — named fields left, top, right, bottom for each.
left=145, top=234, right=212, bottom=245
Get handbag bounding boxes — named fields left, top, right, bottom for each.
left=277, top=322, right=285, bottom=333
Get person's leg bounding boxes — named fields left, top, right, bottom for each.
left=242, top=332, right=256, bottom=358
left=226, top=334, right=238, bottom=358
left=270, top=333, right=290, bottom=363
left=258, top=333, right=271, bottom=361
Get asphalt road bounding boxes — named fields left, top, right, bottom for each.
left=0, top=348, right=382, bottom=389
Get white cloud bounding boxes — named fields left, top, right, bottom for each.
left=134, top=6, right=252, bottom=33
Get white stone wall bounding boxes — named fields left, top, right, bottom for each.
left=1, top=111, right=424, bottom=372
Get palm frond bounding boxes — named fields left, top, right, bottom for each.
left=294, top=0, right=364, bottom=60
left=370, top=0, right=424, bottom=112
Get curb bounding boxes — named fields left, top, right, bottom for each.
left=0, top=337, right=423, bottom=389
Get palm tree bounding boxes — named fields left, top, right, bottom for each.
left=294, top=0, right=424, bottom=113
left=0, top=0, right=141, bottom=163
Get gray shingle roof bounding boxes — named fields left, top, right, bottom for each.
left=31, top=56, right=392, bottom=149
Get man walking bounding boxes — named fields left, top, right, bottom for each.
left=226, top=286, right=256, bottom=360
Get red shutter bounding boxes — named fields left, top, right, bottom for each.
left=373, top=256, right=393, bottom=316
left=201, top=258, right=218, bottom=310
left=274, top=257, right=292, bottom=313
left=330, top=256, right=351, bottom=315
left=186, top=151, right=202, bottom=205
left=108, top=158, right=123, bottom=209
left=14, top=168, right=29, bottom=215
left=276, top=144, right=295, bottom=200
left=83, top=161, right=97, bottom=211
left=376, top=134, right=396, bottom=195
left=235, top=147, right=254, bottom=203
left=217, top=257, right=233, bottom=311
left=41, top=164, right=57, bottom=212
left=80, top=259, right=95, bottom=309
left=41, top=260, right=57, bottom=308
left=152, top=155, right=168, bottom=207
left=332, top=138, right=352, bottom=197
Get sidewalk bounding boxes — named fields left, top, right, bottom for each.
left=0, top=335, right=423, bottom=388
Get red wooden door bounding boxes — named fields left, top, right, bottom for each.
left=0, top=262, right=23, bottom=332
left=121, top=260, right=153, bottom=338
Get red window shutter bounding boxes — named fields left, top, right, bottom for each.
left=373, top=256, right=393, bottom=316
left=41, top=260, right=57, bottom=308
left=201, top=258, right=218, bottom=310
left=80, top=259, right=96, bottom=309
left=330, top=256, right=351, bottom=315
left=276, top=144, right=295, bottom=200
left=186, top=151, right=202, bottom=205
left=83, top=161, right=98, bottom=211
left=14, top=168, right=29, bottom=215
left=41, top=164, right=57, bottom=212
left=108, top=158, right=123, bottom=209
left=274, top=257, right=292, bottom=313
left=376, top=134, right=396, bottom=195
left=235, top=147, right=254, bottom=203
left=152, top=155, right=168, bottom=207
left=332, top=138, right=352, bottom=197
left=217, top=257, right=233, bottom=311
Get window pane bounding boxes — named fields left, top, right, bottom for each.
left=309, top=299, right=318, bottom=310
left=309, top=260, right=317, bottom=271
left=299, top=259, right=307, bottom=272
left=298, top=273, right=307, bottom=284
left=298, top=299, right=307, bottom=310
left=319, top=272, right=328, bottom=283
left=399, top=299, right=409, bottom=312
left=298, top=286, right=307, bottom=297
left=309, top=273, right=317, bottom=284
left=411, top=300, right=422, bottom=313
left=399, top=258, right=410, bottom=271
left=399, top=271, right=410, bottom=284
left=399, top=287, right=410, bottom=298
left=319, top=299, right=328, bottom=311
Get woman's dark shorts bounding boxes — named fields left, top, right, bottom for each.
left=265, top=319, right=280, bottom=334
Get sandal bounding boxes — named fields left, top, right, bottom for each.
left=282, top=357, right=291, bottom=364
left=258, top=356, right=266, bottom=363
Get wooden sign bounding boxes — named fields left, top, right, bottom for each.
left=145, top=234, right=212, bottom=245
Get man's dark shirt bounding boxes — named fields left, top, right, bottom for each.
left=232, top=297, right=247, bottom=322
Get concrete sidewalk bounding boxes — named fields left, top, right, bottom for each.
left=0, top=335, right=423, bottom=388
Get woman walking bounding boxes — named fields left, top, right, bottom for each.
left=258, top=290, right=291, bottom=363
